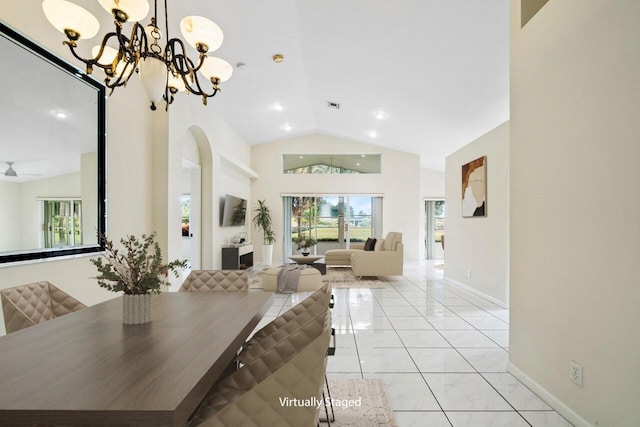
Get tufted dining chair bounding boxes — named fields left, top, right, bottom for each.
left=1, top=281, right=86, bottom=334
left=187, top=306, right=331, bottom=426
left=238, top=283, right=331, bottom=365
left=179, top=270, right=249, bottom=292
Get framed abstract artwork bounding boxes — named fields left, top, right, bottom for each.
left=462, top=156, right=487, bottom=217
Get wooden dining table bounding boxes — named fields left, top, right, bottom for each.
left=0, top=291, right=273, bottom=426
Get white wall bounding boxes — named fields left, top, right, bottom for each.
left=420, top=168, right=445, bottom=199
left=0, top=182, right=21, bottom=252
left=510, top=1, right=640, bottom=425
left=251, top=133, right=421, bottom=264
left=445, top=121, right=509, bottom=305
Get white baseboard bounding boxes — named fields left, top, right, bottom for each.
left=507, top=361, right=593, bottom=427
left=443, top=276, right=508, bottom=309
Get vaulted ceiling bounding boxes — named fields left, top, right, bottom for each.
left=1, top=0, right=510, bottom=178
left=192, top=0, right=510, bottom=171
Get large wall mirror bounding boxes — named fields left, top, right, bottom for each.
left=0, top=22, right=106, bottom=264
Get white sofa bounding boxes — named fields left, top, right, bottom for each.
left=324, top=232, right=404, bottom=277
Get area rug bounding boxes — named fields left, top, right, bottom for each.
left=324, top=379, right=397, bottom=427
left=323, top=267, right=387, bottom=289
left=247, top=266, right=387, bottom=289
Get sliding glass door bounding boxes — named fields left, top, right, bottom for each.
left=284, top=195, right=382, bottom=256
left=425, top=199, right=445, bottom=259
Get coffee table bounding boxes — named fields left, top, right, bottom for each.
left=288, top=255, right=326, bottom=274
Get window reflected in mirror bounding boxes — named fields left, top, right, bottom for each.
left=283, top=154, right=381, bottom=174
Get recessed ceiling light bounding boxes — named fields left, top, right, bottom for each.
left=273, top=103, right=283, bottom=111
left=356, top=162, right=361, bottom=166
left=361, top=154, right=366, bottom=157
left=299, top=155, right=304, bottom=159
left=368, top=131, right=377, bottom=138
left=375, top=111, right=386, bottom=120
left=273, top=54, right=284, bottom=63
left=283, top=123, right=292, bottom=131
left=53, top=111, right=67, bottom=119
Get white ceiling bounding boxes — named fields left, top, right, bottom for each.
left=1, top=0, right=510, bottom=181
left=175, top=0, right=510, bottom=171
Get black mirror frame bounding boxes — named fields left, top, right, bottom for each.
left=0, top=21, right=106, bottom=264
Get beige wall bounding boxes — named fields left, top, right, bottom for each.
left=510, top=1, right=640, bottom=425
left=251, top=133, right=421, bottom=264
left=445, top=121, right=509, bottom=305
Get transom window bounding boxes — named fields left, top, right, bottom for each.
left=283, top=154, right=381, bottom=174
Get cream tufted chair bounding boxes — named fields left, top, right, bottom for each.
left=179, top=270, right=249, bottom=292
left=187, top=306, right=331, bottom=426
left=238, top=283, right=331, bottom=365
left=1, top=281, right=87, bottom=334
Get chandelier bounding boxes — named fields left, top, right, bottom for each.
left=42, top=0, right=233, bottom=110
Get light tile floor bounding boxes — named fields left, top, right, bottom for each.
left=254, top=261, right=573, bottom=427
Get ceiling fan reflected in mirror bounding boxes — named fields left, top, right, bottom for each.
left=3, top=162, right=42, bottom=178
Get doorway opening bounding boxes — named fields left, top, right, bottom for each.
left=425, top=199, right=445, bottom=260
left=181, top=161, right=201, bottom=270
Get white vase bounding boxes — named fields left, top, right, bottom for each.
left=262, top=244, right=273, bottom=267
left=122, top=294, right=152, bottom=325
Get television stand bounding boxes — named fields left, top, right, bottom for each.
left=221, top=244, right=254, bottom=269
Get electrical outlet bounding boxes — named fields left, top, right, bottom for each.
left=570, top=360, right=583, bottom=386
left=467, top=269, right=471, bottom=278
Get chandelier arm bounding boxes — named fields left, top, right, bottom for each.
left=63, top=41, right=96, bottom=73
left=166, top=38, right=207, bottom=73
left=87, top=32, right=130, bottom=75
left=169, top=52, right=219, bottom=99
left=126, top=22, right=151, bottom=60
left=105, top=60, right=137, bottom=89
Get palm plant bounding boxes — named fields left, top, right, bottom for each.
left=252, top=199, right=276, bottom=244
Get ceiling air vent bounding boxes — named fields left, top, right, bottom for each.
left=327, top=101, right=341, bottom=110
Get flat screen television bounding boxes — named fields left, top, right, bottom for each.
left=221, top=194, right=247, bottom=227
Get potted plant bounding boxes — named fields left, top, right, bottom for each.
left=252, top=199, right=276, bottom=266
left=91, top=233, right=187, bottom=324
left=293, top=234, right=318, bottom=256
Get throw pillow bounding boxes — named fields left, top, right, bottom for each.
left=364, top=237, right=377, bottom=251
left=374, top=239, right=385, bottom=251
